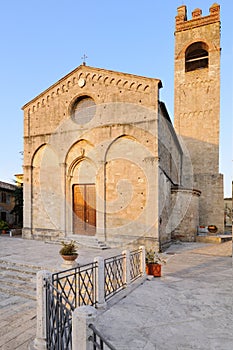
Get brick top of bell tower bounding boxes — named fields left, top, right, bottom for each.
left=175, top=3, right=220, bottom=32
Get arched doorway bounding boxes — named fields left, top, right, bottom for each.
left=73, top=183, right=96, bottom=235
left=68, top=154, right=97, bottom=236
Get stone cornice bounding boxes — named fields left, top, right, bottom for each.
left=22, top=65, right=162, bottom=112
left=176, top=14, right=220, bottom=32
left=0, top=181, right=17, bottom=191
left=171, top=186, right=201, bottom=197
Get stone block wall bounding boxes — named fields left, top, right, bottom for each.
left=171, top=187, right=201, bottom=242
left=174, top=4, right=224, bottom=234
left=22, top=65, right=164, bottom=247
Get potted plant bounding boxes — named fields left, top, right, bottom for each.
left=59, top=240, right=78, bottom=262
left=208, top=225, right=218, bottom=234
left=145, top=249, right=166, bottom=277
left=0, top=220, right=9, bottom=234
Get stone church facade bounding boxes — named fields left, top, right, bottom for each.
left=22, top=3, right=224, bottom=250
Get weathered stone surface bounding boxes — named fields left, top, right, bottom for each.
left=97, top=241, right=233, bottom=349
left=174, top=4, right=224, bottom=233
left=22, top=4, right=224, bottom=249
left=0, top=236, right=231, bottom=349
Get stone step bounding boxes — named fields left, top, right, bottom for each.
left=196, top=235, right=232, bottom=244
left=47, top=236, right=110, bottom=250
left=0, top=260, right=39, bottom=301
left=0, top=269, right=36, bottom=282
left=0, top=284, right=36, bottom=301
left=0, top=259, right=41, bottom=274
left=0, top=276, right=36, bottom=290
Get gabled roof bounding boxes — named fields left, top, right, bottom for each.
left=22, top=64, right=162, bottom=110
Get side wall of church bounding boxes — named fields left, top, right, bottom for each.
left=158, top=104, right=183, bottom=249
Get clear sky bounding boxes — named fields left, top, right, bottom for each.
left=0, top=0, right=232, bottom=197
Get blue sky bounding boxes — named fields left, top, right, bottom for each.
left=0, top=0, right=232, bottom=197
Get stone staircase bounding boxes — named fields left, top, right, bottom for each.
left=75, top=236, right=110, bottom=249
left=0, top=260, right=41, bottom=301
left=48, top=236, right=110, bottom=250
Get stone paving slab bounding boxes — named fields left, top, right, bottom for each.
left=0, top=293, right=36, bottom=350
left=97, top=244, right=233, bottom=350
left=0, top=236, right=232, bottom=349
left=189, top=240, right=232, bottom=257
left=0, top=236, right=121, bottom=271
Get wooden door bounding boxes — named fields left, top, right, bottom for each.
left=73, top=184, right=96, bottom=235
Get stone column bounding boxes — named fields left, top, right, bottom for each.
left=72, top=305, right=97, bottom=350
left=95, top=160, right=105, bottom=241
left=94, top=256, right=107, bottom=309
left=139, top=246, right=146, bottom=275
left=60, top=162, right=66, bottom=235
left=122, top=250, right=131, bottom=286
left=61, top=257, right=78, bottom=270
left=22, top=165, right=33, bottom=239
left=31, top=270, right=52, bottom=350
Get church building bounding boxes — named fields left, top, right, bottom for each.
left=22, top=3, right=224, bottom=250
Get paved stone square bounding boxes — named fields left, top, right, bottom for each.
left=97, top=241, right=233, bottom=349
left=0, top=236, right=232, bottom=349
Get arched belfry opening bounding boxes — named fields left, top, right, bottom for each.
left=185, top=41, right=209, bottom=72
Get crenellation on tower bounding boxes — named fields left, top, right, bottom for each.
left=176, top=5, right=187, bottom=25
left=192, top=8, right=202, bottom=19
left=175, top=3, right=220, bottom=32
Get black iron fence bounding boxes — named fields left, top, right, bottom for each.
left=52, top=262, right=97, bottom=308
left=45, top=279, right=74, bottom=350
left=44, top=247, right=144, bottom=349
left=130, top=249, right=142, bottom=282
left=88, top=324, right=117, bottom=350
left=104, top=254, right=125, bottom=300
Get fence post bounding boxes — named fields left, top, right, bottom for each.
left=139, top=245, right=146, bottom=275
left=31, top=270, right=52, bottom=350
left=122, top=249, right=131, bottom=286
left=72, top=305, right=97, bottom=350
left=94, top=256, right=107, bottom=309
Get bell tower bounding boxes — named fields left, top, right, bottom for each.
left=174, top=3, right=224, bottom=232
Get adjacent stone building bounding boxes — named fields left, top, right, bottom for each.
left=22, top=3, right=224, bottom=250
left=0, top=181, right=17, bottom=225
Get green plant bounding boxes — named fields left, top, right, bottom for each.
left=0, top=220, right=9, bottom=230
left=59, top=241, right=78, bottom=255
left=146, top=249, right=167, bottom=265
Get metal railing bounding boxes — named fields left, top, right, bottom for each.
left=44, top=247, right=144, bottom=349
left=88, top=324, right=117, bottom=350
left=52, top=262, right=97, bottom=308
left=130, top=249, right=142, bottom=282
left=45, top=279, right=74, bottom=350
left=104, top=254, right=125, bottom=300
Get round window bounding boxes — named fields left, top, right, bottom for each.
left=71, top=96, right=96, bottom=124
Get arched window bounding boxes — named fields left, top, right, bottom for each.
left=185, top=42, right=209, bottom=72
left=71, top=96, right=96, bottom=124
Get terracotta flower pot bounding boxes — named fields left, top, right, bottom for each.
left=61, top=254, right=78, bottom=261
left=146, top=263, right=161, bottom=277
left=208, top=225, right=218, bottom=234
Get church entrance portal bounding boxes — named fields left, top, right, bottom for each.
left=73, top=184, right=96, bottom=235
